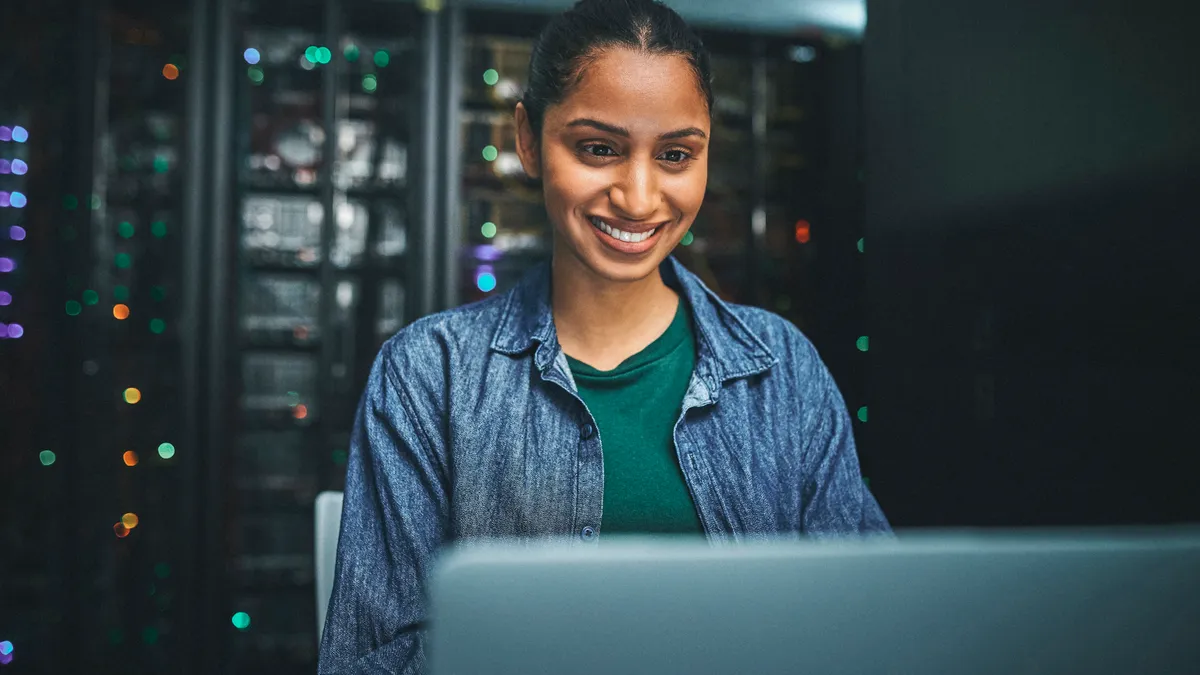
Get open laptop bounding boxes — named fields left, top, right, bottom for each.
left=428, top=528, right=1200, bottom=675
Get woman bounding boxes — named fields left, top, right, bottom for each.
left=319, top=0, right=890, bottom=672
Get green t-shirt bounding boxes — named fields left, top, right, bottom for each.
left=566, top=298, right=705, bottom=536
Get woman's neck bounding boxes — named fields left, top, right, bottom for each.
left=551, top=252, right=680, bottom=371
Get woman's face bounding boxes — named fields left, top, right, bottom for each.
left=515, top=48, right=710, bottom=284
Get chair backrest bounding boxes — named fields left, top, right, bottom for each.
left=314, top=490, right=344, bottom=642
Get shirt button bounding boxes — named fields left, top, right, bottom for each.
left=580, top=422, right=596, bottom=440
left=581, top=526, right=597, bottom=541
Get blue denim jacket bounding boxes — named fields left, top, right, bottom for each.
left=318, top=256, right=891, bottom=674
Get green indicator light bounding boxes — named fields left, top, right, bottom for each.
left=373, top=50, right=390, bottom=67
left=83, top=289, right=99, bottom=306
left=856, top=406, right=868, bottom=423
left=317, top=47, right=332, bottom=64
left=154, top=562, right=171, bottom=579
left=40, top=450, right=56, bottom=466
left=681, top=231, right=694, bottom=246
left=158, top=442, right=176, bottom=459
left=115, top=253, right=132, bottom=269
left=63, top=194, right=78, bottom=210
left=90, top=194, right=102, bottom=210
left=344, top=44, right=360, bottom=61
left=151, top=221, right=167, bottom=238
left=483, top=68, right=499, bottom=85
left=481, top=145, right=498, bottom=162
left=856, top=237, right=864, bottom=253
left=142, top=627, right=158, bottom=645
left=362, top=74, right=377, bottom=92
left=232, top=612, right=251, bottom=630
left=65, top=300, right=82, bottom=316
left=151, top=285, right=165, bottom=301
left=247, top=66, right=264, bottom=84
left=118, top=221, right=135, bottom=238
left=481, top=221, right=497, bottom=238
left=856, top=336, right=869, bottom=352
left=305, top=46, right=319, bottom=63
left=150, top=318, right=166, bottom=334
left=114, top=285, right=130, bottom=302
left=153, top=156, right=169, bottom=173
left=332, top=449, right=348, bottom=466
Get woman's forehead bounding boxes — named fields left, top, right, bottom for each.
left=547, top=48, right=710, bottom=133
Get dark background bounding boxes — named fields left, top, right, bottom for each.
left=1, top=0, right=1197, bottom=673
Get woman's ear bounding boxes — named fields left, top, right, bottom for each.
left=514, top=102, right=541, bottom=180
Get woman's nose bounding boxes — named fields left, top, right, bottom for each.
left=608, top=159, right=660, bottom=220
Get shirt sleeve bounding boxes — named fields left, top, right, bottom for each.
left=800, top=359, right=893, bottom=537
left=318, top=344, right=449, bottom=675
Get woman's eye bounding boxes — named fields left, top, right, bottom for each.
left=583, top=144, right=617, bottom=157
left=661, top=149, right=691, bottom=163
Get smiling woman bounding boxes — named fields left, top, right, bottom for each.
left=318, top=1, right=890, bottom=673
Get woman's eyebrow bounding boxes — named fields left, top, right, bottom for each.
left=565, top=117, right=708, bottom=141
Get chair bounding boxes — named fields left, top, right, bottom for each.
left=314, top=491, right=344, bottom=642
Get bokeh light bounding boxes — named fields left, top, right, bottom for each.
left=7, top=323, right=22, bottom=338
left=155, top=563, right=171, bottom=578
left=150, top=318, right=165, bottom=334
left=0, top=126, right=9, bottom=141
left=0, top=258, right=13, bottom=273
left=681, top=230, right=694, bottom=246
left=293, top=403, right=308, bottom=420
left=794, top=219, right=811, bottom=244
left=857, top=336, right=869, bottom=352
left=0, top=640, right=11, bottom=655
left=0, top=291, right=10, bottom=306
left=317, top=47, right=332, bottom=64
left=151, top=285, right=166, bottom=301
left=158, top=442, right=176, bottom=459
left=12, top=126, right=28, bottom=143
left=122, top=513, right=140, bottom=529
left=123, top=450, right=139, bottom=467
left=243, top=48, right=260, bottom=65
left=483, top=68, right=499, bottom=85
left=9, top=225, right=25, bottom=240
left=476, top=271, right=497, bottom=293
left=118, top=221, right=135, bottom=238
left=8, top=191, right=25, bottom=207
left=231, top=612, right=251, bottom=630
left=65, top=300, right=82, bottom=316
left=113, top=303, right=130, bottom=320
left=123, top=387, right=142, bottom=404
left=481, top=145, right=498, bottom=162
left=39, top=450, right=56, bottom=466
left=162, top=64, right=179, bottom=80
left=83, top=289, right=99, bottom=305
left=11, top=159, right=28, bottom=175
left=344, top=44, right=360, bottom=61
left=362, top=74, right=377, bottom=92
left=247, top=66, right=264, bottom=84
left=114, top=285, right=130, bottom=302
left=480, top=221, right=497, bottom=238
left=305, top=46, right=319, bottom=63
left=114, top=522, right=130, bottom=538
left=115, top=252, right=131, bottom=268
left=151, top=220, right=167, bottom=237
left=857, top=237, right=864, bottom=253
left=142, top=627, right=159, bottom=645
left=373, top=50, right=390, bottom=67
left=857, top=406, right=868, bottom=423
left=63, top=194, right=78, bottom=210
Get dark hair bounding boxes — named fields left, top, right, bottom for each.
left=522, top=0, right=714, bottom=138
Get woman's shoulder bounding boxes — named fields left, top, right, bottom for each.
left=717, top=301, right=827, bottom=378
left=379, top=293, right=510, bottom=360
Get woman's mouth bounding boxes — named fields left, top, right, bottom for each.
left=588, top=215, right=664, bottom=254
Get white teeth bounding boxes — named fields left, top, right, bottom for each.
left=590, top=216, right=656, bottom=244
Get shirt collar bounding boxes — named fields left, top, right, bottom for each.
left=491, top=257, right=777, bottom=385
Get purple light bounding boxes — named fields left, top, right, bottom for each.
left=472, top=244, right=503, bottom=262
left=0, top=322, right=6, bottom=338
left=0, top=291, right=11, bottom=305
left=0, top=126, right=10, bottom=141
left=0, top=159, right=9, bottom=173
left=11, top=126, right=28, bottom=143
left=0, top=258, right=14, bottom=273
left=9, top=192, right=25, bottom=208
left=7, top=323, right=22, bottom=338
left=9, top=226, right=24, bottom=241
left=0, top=650, right=11, bottom=665
left=12, top=159, right=27, bottom=175
left=0, top=192, right=9, bottom=207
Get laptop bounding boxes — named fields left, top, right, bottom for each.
left=428, top=528, right=1200, bottom=675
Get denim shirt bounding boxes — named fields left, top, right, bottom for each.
left=318, top=257, right=891, bottom=674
